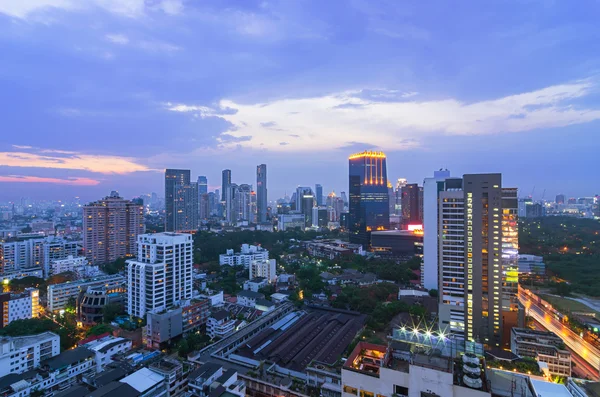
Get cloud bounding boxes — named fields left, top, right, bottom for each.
left=0, top=175, right=100, bottom=186
left=105, top=34, right=181, bottom=52
left=105, top=33, right=129, bottom=45
left=0, top=147, right=152, bottom=174
left=0, top=0, right=183, bottom=19
left=167, top=79, right=600, bottom=153
left=260, top=121, right=278, bottom=128
left=279, top=142, right=289, bottom=146
left=217, top=134, right=252, bottom=143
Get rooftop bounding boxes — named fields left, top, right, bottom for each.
left=1, top=331, right=58, bottom=350
left=85, top=336, right=129, bottom=353
left=211, top=310, right=230, bottom=321
left=44, top=347, right=94, bottom=371
left=89, top=381, right=140, bottom=397
left=189, top=362, right=222, bottom=381
left=530, top=378, right=572, bottom=397
left=120, top=367, right=164, bottom=393
left=255, top=299, right=275, bottom=308
left=53, top=385, right=89, bottom=397
left=237, top=306, right=366, bottom=372
left=237, top=290, right=265, bottom=299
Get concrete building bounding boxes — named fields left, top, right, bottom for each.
left=0, top=332, right=60, bottom=377
left=0, top=237, right=44, bottom=275
left=370, top=230, right=423, bottom=258
left=422, top=169, right=451, bottom=291
left=243, top=277, right=268, bottom=292
left=43, top=237, right=80, bottom=277
left=182, top=298, right=211, bottom=334
left=518, top=255, right=546, bottom=275
left=120, top=367, right=168, bottom=397
left=77, top=284, right=127, bottom=325
left=165, top=169, right=191, bottom=232
left=84, top=335, right=132, bottom=373
left=341, top=341, right=489, bottom=397
left=277, top=213, right=306, bottom=231
left=83, top=191, right=144, bottom=265
left=219, top=244, right=269, bottom=267
left=249, top=259, right=276, bottom=283
left=207, top=311, right=238, bottom=339
left=49, top=255, right=88, bottom=275
left=511, top=328, right=571, bottom=377
left=188, top=362, right=246, bottom=397
left=0, top=288, right=39, bottom=328
left=237, top=290, right=265, bottom=308
left=127, top=233, right=193, bottom=319
left=149, top=358, right=189, bottom=397
left=146, top=308, right=183, bottom=349
left=47, top=274, right=125, bottom=312
left=401, top=183, right=423, bottom=226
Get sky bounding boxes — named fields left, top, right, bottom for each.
left=1, top=0, right=600, bottom=202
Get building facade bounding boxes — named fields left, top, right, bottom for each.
left=257, top=164, right=268, bottom=223
left=165, top=169, right=191, bottom=232
left=126, top=233, right=193, bottom=319
left=348, top=151, right=389, bottom=247
left=47, top=274, right=125, bottom=312
left=249, top=259, right=277, bottom=283
left=510, top=328, right=571, bottom=377
left=219, top=244, right=269, bottom=267
left=0, top=288, right=39, bottom=328
left=0, top=332, right=60, bottom=377
left=83, top=191, right=144, bottom=265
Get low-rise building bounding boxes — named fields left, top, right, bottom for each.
left=50, top=255, right=87, bottom=275
left=47, top=274, right=126, bottom=312
left=207, top=311, right=236, bottom=340
left=219, top=244, right=269, bottom=267
left=341, top=341, right=489, bottom=397
left=198, top=290, right=224, bottom=307
left=255, top=299, right=275, bottom=312
left=41, top=347, right=96, bottom=391
left=303, top=240, right=364, bottom=259
left=182, top=298, right=211, bottom=334
left=270, top=293, right=289, bottom=304
left=511, top=328, right=571, bottom=377
left=243, top=277, right=268, bottom=292
left=149, top=358, right=190, bottom=397
left=120, top=367, right=167, bottom=397
left=146, top=309, right=183, bottom=349
left=306, top=361, right=342, bottom=397
left=277, top=214, right=306, bottom=231
left=76, top=284, right=127, bottom=326
left=518, top=255, right=546, bottom=275
left=237, top=291, right=265, bottom=308
left=0, top=332, right=60, bottom=377
left=188, top=362, right=245, bottom=397
left=0, top=288, right=40, bottom=327
left=84, top=335, right=132, bottom=373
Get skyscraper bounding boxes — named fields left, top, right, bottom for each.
left=83, top=191, right=144, bottom=265
left=422, top=169, right=451, bottom=291
left=295, top=187, right=312, bottom=213
left=348, top=150, right=389, bottom=247
left=173, top=182, right=199, bottom=232
left=315, top=184, right=323, bottom=206
left=197, top=176, right=208, bottom=195
left=222, top=169, right=232, bottom=221
left=302, top=191, right=315, bottom=227
left=257, top=164, right=267, bottom=223
left=435, top=174, right=519, bottom=347
left=555, top=194, right=565, bottom=204
left=126, top=233, right=193, bottom=319
left=222, top=170, right=231, bottom=201
left=401, top=183, right=422, bottom=226
left=165, top=169, right=191, bottom=232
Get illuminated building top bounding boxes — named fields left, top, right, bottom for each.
left=348, top=150, right=386, bottom=160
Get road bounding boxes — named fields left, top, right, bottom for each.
left=519, top=287, right=600, bottom=380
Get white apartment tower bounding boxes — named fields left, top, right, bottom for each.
left=249, top=259, right=277, bottom=283
left=437, top=189, right=465, bottom=338
left=422, top=169, right=450, bottom=290
left=127, top=233, right=193, bottom=319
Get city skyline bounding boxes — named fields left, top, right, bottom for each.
left=2, top=1, right=600, bottom=201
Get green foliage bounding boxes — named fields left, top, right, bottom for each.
left=47, top=272, right=76, bottom=286
left=65, top=297, right=77, bottom=313
left=519, top=217, right=600, bottom=296
left=177, top=333, right=211, bottom=357
left=428, top=289, right=438, bottom=298
left=486, top=358, right=542, bottom=376
left=102, top=257, right=128, bottom=275
left=102, top=303, right=124, bottom=323
left=86, top=323, right=112, bottom=336
left=6, top=277, right=45, bottom=293
left=0, top=318, right=58, bottom=336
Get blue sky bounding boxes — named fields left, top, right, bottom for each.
left=1, top=0, right=600, bottom=201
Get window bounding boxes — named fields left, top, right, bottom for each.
left=360, top=391, right=374, bottom=397
left=394, top=385, right=409, bottom=397
left=344, top=386, right=358, bottom=395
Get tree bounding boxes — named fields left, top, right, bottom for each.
left=0, top=318, right=58, bottom=336
left=86, top=323, right=112, bottom=337
left=177, top=339, right=190, bottom=357
left=428, top=289, right=438, bottom=298
left=65, top=297, right=77, bottom=313
left=103, top=257, right=128, bottom=275
left=102, top=303, right=124, bottom=323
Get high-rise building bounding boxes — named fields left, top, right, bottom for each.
left=348, top=151, right=389, bottom=247
left=555, top=194, right=565, bottom=205
left=199, top=193, right=210, bottom=220
left=250, top=190, right=257, bottom=223
left=340, top=191, right=348, bottom=206
left=501, top=187, right=520, bottom=347
left=126, top=233, right=193, bottom=319
left=83, top=191, right=144, bottom=265
left=326, top=192, right=344, bottom=223
left=165, top=169, right=191, bottom=232
left=302, top=192, right=315, bottom=227
left=233, top=184, right=253, bottom=223
left=315, top=184, right=323, bottom=207
left=197, top=176, right=208, bottom=195
left=422, top=170, right=451, bottom=290
left=174, top=182, right=199, bottom=232
left=401, top=183, right=422, bottom=226
left=257, top=164, right=267, bottom=223
left=295, top=187, right=312, bottom=213
left=222, top=170, right=231, bottom=202
left=436, top=174, right=519, bottom=347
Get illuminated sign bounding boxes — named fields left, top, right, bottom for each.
left=407, top=224, right=423, bottom=231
